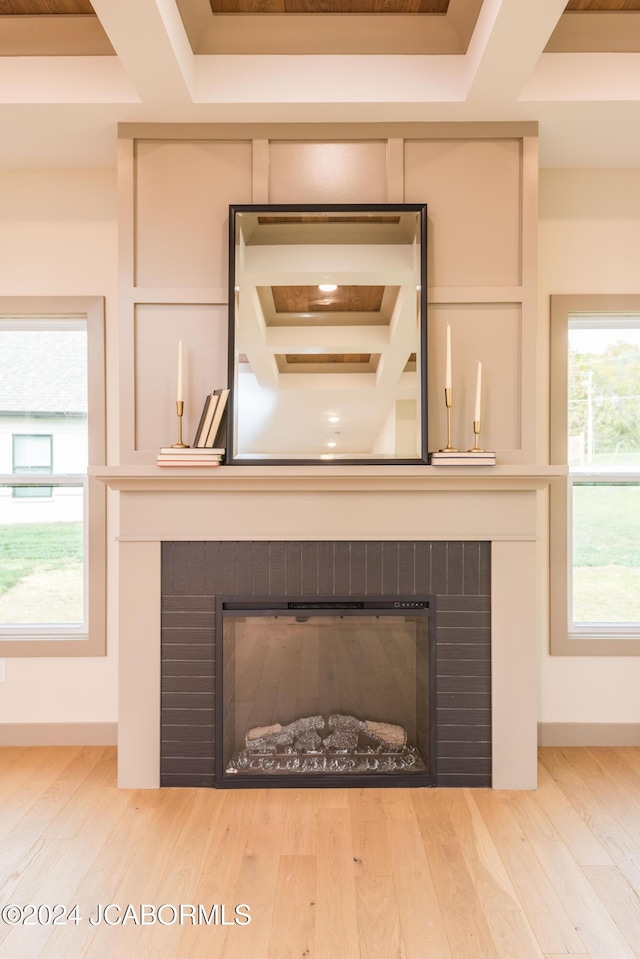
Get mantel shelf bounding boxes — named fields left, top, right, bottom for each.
left=92, top=464, right=566, bottom=493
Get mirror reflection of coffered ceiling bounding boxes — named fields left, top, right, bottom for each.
left=230, top=208, right=425, bottom=458
left=3, top=0, right=640, bottom=55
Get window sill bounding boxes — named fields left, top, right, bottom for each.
left=0, top=635, right=101, bottom=658
left=551, top=632, right=640, bottom=656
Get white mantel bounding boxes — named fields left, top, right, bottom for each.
left=96, top=465, right=565, bottom=790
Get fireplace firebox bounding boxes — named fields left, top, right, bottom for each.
left=216, top=597, right=435, bottom=788
left=161, top=540, right=492, bottom=789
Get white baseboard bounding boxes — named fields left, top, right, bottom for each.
left=0, top=722, right=117, bottom=746
left=538, top=722, right=640, bottom=747
left=2, top=722, right=637, bottom=752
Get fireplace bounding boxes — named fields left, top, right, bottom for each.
left=217, top=598, right=434, bottom=788
left=160, top=540, right=492, bottom=788
left=97, top=465, right=549, bottom=790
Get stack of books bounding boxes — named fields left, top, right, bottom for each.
left=157, top=388, right=230, bottom=467
left=429, top=450, right=496, bottom=466
left=157, top=447, right=225, bottom=467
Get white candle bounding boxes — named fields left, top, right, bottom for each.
left=177, top=340, right=183, bottom=403
left=474, top=360, right=482, bottom=422
left=445, top=324, right=452, bottom=390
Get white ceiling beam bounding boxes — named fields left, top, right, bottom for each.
left=278, top=372, right=377, bottom=391
left=90, top=0, right=195, bottom=105
left=374, top=286, right=416, bottom=396
left=239, top=286, right=280, bottom=390
left=265, top=326, right=389, bottom=353
left=195, top=54, right=469, bottom=105
left=464, top=0, right=567, bottom=103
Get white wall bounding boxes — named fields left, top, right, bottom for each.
left=0, top=170, right=118, bottom=725
left=538, top=168, right=640, bottom=723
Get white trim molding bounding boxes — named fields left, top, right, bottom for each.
left=0, top=722, right=117, bottom=746
left=538, top=723, right=640, bottom=747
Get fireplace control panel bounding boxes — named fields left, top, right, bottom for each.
left=222, top=599, right=430, bottom=617
left=285, top=600, right=429, bottom=611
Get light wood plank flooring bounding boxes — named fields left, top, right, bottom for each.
left=1, top=746, right=640, bottom=958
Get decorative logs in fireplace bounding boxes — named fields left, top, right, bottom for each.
left=227, top=713, right=426, bottom=776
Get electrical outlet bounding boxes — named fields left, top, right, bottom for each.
left=0, top=660, right=5, bottom=682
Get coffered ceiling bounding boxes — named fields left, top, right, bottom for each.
left=1, top=0, right=640, bottom=168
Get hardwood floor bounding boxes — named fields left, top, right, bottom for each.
left=1, top=746, right=640, bottom=957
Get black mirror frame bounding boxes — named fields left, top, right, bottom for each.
left=226, top=202, right=428, bottom=466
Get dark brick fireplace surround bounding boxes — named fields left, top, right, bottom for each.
left=160, top=540, right=491, bottom=788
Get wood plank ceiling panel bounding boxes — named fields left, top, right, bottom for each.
left=285, top=353, right=372, bottom=363
left=0, top=0, right=95, bottom=13
left=565, top=0, right=640, bottom=10
left=272, top=286, right=385, bottom=313
left=210, top=0, right=448, bottom=13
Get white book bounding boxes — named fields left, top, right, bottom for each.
left=430, top=451, right=496, bottom=466
left=204, top=388, right=230, bottom=448
left=193, top=393, right=219, bottom=448
left=157, top=460, right=222, bottom=467
left=157, top=455, right=222, bottom=465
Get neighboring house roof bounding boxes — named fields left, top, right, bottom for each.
left=0, top=330, right=87, bottom=415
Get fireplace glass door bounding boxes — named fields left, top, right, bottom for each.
left=216, top=599, right=433, bottom=788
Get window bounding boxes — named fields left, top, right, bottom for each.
left=0, top=297, right=105, bottom=656
left=550, top=295, right=640, bottom=654
left=12, top=434, right=53, bottom=497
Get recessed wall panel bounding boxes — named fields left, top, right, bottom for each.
left=428, top=303, right=521, bottom=453
left=405, top=139, right=522, bottom=289
left=135, top=141, right=252, bottom=289
left=268, top=141, right=387, bottom=204
left=134, top=303, right=228, bottom=452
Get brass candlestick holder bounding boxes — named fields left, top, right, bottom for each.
left=469, top=419, right=484, bottom=452
left=440, top=387, right=458, bottom=452
left=171, top=400, right=189, bottom=448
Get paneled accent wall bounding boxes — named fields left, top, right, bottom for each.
left=118, top=121, right=538, bottom=465
left=160, top=540, right=492, bottom=789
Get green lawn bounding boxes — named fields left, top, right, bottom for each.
left=0, top=521, right=83, bottom=596
left=572, top=484, right=640, bottom=622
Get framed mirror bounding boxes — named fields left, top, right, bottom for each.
left=227, top=203, right=428, bottom=465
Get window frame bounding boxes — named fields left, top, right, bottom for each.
left=550, top=294, right=640, bottom=655
left=0, top=296, right=106, bottom=657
